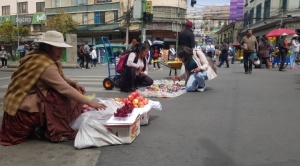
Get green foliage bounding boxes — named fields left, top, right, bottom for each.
left=46, top=11, right=79, bottom=35
left=0, top=20, right=15, bottom=45
left=0, top=20, right=30, bottom=53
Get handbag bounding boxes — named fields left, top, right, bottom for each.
left=37, top=87, right=82, bottom=142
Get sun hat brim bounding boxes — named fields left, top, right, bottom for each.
left=37, top=41, right=73, bottom=48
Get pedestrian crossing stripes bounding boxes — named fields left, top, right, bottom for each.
left=0, top=76, right=121, bottom=96
left=68, top=76, right=121, bottom=93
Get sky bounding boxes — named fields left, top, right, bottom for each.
left=188, top=0, right=230, bottom=7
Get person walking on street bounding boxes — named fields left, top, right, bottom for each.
left=205, top=40, right=215, bottom=58
left=240, top=29, right=258, bottom=74
left=258, top=38, right=271, bottom=69
left=84, top=42, right=90, bottom=69
left=178, top=21, right=195, bottom=50
left=217, top=42, right=229, bottom=68
left=91, top=47, right=97, bottom=67
left=278, top=33, right=289, bottom=71
left=289, top=34, right=299, bottom=70
left=79, top=44, right=85, bottom=68
left=151, top=46, right=161, bottom=70
left=0, top=47, right=8, bottom=68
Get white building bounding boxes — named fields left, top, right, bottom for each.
left=0, top=0, right=46, bottom=35
left=242, top=0, right=300, bottom=37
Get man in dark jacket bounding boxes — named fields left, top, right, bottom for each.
left=178, top=21, right=195, bottom=50
left=217, top=42, right=229, bottom=68
left=278, top=33, right=289, bottom=71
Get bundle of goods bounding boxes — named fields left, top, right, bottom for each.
left=138, top=80, right=186, bottom=98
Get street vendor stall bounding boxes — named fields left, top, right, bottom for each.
left=71, top=93, right=162, bottom=149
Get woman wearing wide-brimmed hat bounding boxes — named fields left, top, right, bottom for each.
left=0, top=31, right=107, bottom=146
left=289, top=34, right=299, bottom=69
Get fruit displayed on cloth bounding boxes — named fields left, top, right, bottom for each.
left=114, top=102, right=134, bottom=118
left=114, top=91, right=149, bottom=108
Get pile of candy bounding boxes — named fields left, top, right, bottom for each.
left=138, top=80, right=186, bottom=98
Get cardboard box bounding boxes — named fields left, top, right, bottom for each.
left=140, top=111, right=150, bottom=125
left=105, top=116, right=141, bottom=144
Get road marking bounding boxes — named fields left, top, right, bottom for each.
left=0, top=75, right=120, bottom=93
left=0, top=76, right=10, bottom=80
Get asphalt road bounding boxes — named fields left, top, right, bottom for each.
left=0, top=62, right=300, bottom=166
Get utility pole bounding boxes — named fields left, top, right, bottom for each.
left=141, top=0, right=146, bottom=42
left=175, top=0, right=179, bottom=55
left=16, top=0, right=19, bottom=48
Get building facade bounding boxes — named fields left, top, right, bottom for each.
left=188, top=5, right=230, bottom=44
left=242, top=0, right=300, bottom=37
left=0, top=0, right=46, bottom=40
left=217, top=0, right=300, bottom=45
left=45, top=0, right=187, bottom=46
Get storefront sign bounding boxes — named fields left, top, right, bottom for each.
left=11, top=15, right=33, bottom=25
left=32, top=13, right=46, bottom=24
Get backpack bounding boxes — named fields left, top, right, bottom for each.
left=116, top=53, right=130, bottom=73
left=116, top=53, right=146, bottom=73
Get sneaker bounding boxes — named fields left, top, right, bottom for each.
left=81, top=67, right=86, bottom=69
left=4, top=66, right=7, bottom=68
left=153, top=68, right=156, bottom=70
left=159, top=68, right=163, bottom=70
left=197, top=86, right=206, bottom=92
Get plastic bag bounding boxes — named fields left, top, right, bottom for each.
left=70, top=98, right=122, bottom=130
left=74, top=118, right=123, bottom=149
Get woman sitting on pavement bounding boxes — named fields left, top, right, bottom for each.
left=120, top=43, right=153, bottom=92
left=172, top=46, right=217, bottom=92
left=0, top=31, right=106, bottom=146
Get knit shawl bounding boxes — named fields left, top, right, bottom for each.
left=3, top=50, right=63, bottom=116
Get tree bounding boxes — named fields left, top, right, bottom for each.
left=46, top=11, right=79, bottom=35
left=0, top=20, right=30, bottom=53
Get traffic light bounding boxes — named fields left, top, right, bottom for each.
left=143, top=12, right=153, bottom=24
left=191, top=0, right=197, bottom=7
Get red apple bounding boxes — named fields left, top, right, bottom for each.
left=133, top=104, right=138, bottom=108
left=128, top=95, right=134, bottom=101
left=122, top=98, right=128, bottom=103
left=143, top=98, right=149, bottom=105
left=137, top=96, right=144, bottom=102
left=130, top=92, right=138, bottom=98
left=126, top=101, right=132, bottom=106
left=138, top=102, right=144, bottom=108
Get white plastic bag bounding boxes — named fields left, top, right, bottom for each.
left=74, top=119, right=123, bottom=149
